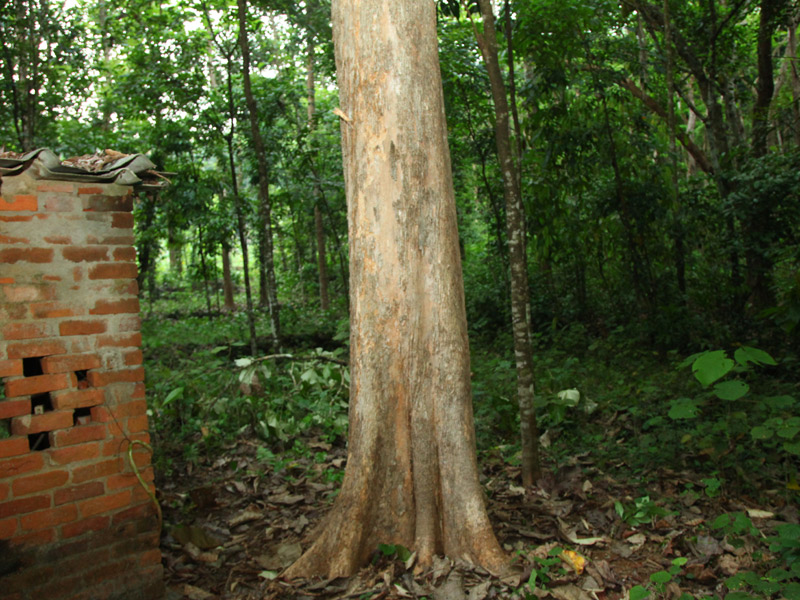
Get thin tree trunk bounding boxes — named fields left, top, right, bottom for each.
left=286, top=0, right=507, bottom=578
left=307, top=34, right=330, bottom=311
left=474, top=0, right=540, bottom=486
left=237, top=0, right=280, bottom=341
left=222, top=244, right=235, bottom=311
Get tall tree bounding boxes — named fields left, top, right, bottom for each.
left=237, top=0, right=281, bottom=341
left=286, top=0, right=507, bottom=578
left=473, top=0, right=540, bottom=485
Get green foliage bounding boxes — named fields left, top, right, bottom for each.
left=614, top=496, right=669, bottom=527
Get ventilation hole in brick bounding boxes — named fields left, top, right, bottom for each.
left=28, top=432, right=50, bottom=451
left=75, top=369, right=89, bottom=389
left=31, top=393, right=53, bottom=415
left=73, top=407, right=92, bottom=426
left=22, top=357, right=44, bottom=377
left=0, top=419, right=10, bottom=439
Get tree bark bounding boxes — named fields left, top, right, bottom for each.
left=285, top=0, right=507, bottom=579
left=222, top=244, right=235, bottom=312
left=237, top=0, right=281, bottom=341
left=474, top=0, right=540, bottom=486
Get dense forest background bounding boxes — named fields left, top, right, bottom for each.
left=3, top=0, right=799, bottom=512
left=4, top=0, right=800, bottom=596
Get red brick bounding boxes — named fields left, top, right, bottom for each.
left=0, top=195, right=37, bottom=211
left=0, top=482, right=8, bottom=501
left=0, top=398, right=31, bottom=419
left=2, top=321, right=48, bottom=340
left=132, top=383, right=145, bottom=399
left=10, top=528, right=54, bottom=546
left=37, top=181, right=73, bottom=193
left=20, top=504, right=78, bottom=531
left=49, top=441, right=101, bottom=465
left=3, top=283, right=56, bottom=303
left=0, top=276, right=14, bottom=283
left=105, top=472, right=139, bottom=491
left=90, top=298, right=140, bottom=315
left=7, top=339, right=66, bottom=359
left=51, top=388, right=104, bottom=410
left=0, top=517, right=17, bottom=538
left=96, top=333, right=142, bottom=349
left=28, top=302, right=77, bottom=318
left=85, top=195, right=134, bottom=212
left=0, top=233, right=28, bottom=243
left=49, top=423, right=106, bottom=447
left=41, top=353, right=102, bottom=374
left=126, top=415, right=150, bottom=434
left=12, top=469, right=69, bottom=496
left=61, top=246, right=109, bottom=263
left=139, top=548, right=162, bottom=566
left=87, top=367, right=144, bottom=387
left=88, top=263, right=138, bottom=280
left=11, top=411, right=73, bottom=436
left=43, top=235, right=72, bottom=244
left=96, top=235, right=135, bottom=245
left=72, top=457, right=122, bottom=484
left=0, top=453, right=44, bottom=478
left=0, top=437, right=29, bottom=458
left=0, top=359, right=23, bottom=377
left=0, top=214, right=33, bottom=222
left=4, top=373, right=70, bottom=398
left=123, top=350, right=144, bottom=366
left=59, top=319, right=107, bottom=336
left=114, top=399, right=147, bottom=419
left=43, top=196, right=76, bottom=211
left=111, top=279, right=139, bottom=296
left=79, top=489, right=132, bottom=518
left=113, top=247, right=137, bottom=262
left=0, top=494, right=50, bottom=518
left=54, top=481, right=105, bottom=506
left=0, top=247, right=53, bottom=264
left=111, top=213, right=134, bottom=229
left=118, top=315, right=142, bottom=332
left=78, top=187, right=103, bottom=195
left=61, top=515, right=109, bottom=539
left=110, top=502, right=153, bottom=526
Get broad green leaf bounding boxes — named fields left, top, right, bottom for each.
left=777, top=426, right=800, bottom=439
left=765, top=395, right=796, bottom=410
left=629, top=585, right=650, bottom=600
left=734, top=346, right=777, bottom=367
left=692, top=351, right=734, bottom=387
left=783, top=441, right=800, bottom=455
left=725, top=593, right=757, bottom=600
left=668, top=398, right=699, bottom=420
left=650, top=571, right=671, bottom=584
left=713, top=380, right=749, bottom=401
left=750, top=426, right=772, bottom=440
left=782, top=582, right=800, bottom=600
left=234, top=357, right=253, bottom=368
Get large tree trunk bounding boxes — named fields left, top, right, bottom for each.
left=285, top=0, right=507, bottom=579
left=237, top=0, right=281, bottom=341
left=474, top=0, right=540, bottom=487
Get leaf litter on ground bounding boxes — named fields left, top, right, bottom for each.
left=159, top=432, right=799, bottom=599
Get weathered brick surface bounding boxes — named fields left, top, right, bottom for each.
left=11, top=411, right=73, bottom=436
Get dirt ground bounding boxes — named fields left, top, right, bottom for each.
left=157, top=435, right=798, bottom=599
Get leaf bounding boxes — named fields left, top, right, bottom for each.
left=650, top=571, right=671, bottom=584
left=162, top=386, right=184, bottom=407
left=733, top=346, right=777, bottom=367
left=750, top=426, right=772, bottom=440
left=556, top=389, right=580, bottom=406
left=234, top=357, right=253, bottom=367
left=668, top=398, right=700, bottom=420
left=692, top=351, right=734, bottom=387
left=629, top=585, right=650, bottom=600
left=783, top=441, right=800, bottom=455
left=713, top=380, right=749, bottom=401
left=777, top=425, right=800, bottom=439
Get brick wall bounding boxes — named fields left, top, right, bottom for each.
left=0, top=160, right=163, bottom=600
